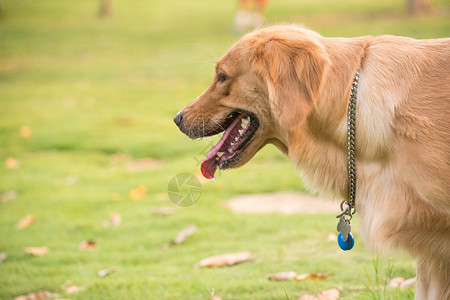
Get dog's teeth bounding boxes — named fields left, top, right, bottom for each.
left=238, top=129, right=244, bottom=135
left=217, top=152, right=224, bottom=157
left=241, top=118, right=249, bottom=128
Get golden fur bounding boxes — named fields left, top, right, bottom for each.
left=176, top=25, right=450, bottom=299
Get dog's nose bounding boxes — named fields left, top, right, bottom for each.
left=173, top=112, right=183, bottom=128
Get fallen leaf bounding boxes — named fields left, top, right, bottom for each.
left=162, top=224, right=196, bottom=249
left=295, top=273, right=331, bottom=282
left=210, top=296, right=221, bottom=300
left=198, top=251, right=252, bottom=267
left=6, top=157, right=20, bottom=169
left=17, top=214, right=35, bottom=230
left=388, top=277, right=405, bottom=288
left=268, top=271, right=297, bottom=281
left=110, top=212, right=122, bottom=226
left=15, top=290, right=59, bottom=300
left=400, top=277, right=416, bottom=288
left=0, top=252, right=7, bottom=263
left=295, top=273, right=311, bottom=281
left=65, top=284, right=85, bottom=294
left=20, top=126, right=32, bottom=139
left=78, top=239, right=97, bottom=251
left=309, top=273, right=332, bottom=280
left=24, top=246, right=49, bottom=256
left=317, top=288, right=340, bottom=300
left=129, top=186, right=146, bottom=200
left=298, top=295, right=317, bottom=300
left=150, top=207, right=175, bottom=215
left=0, top=190, right=17, bottom=203
left=125, top=158, right=160, bottom=172
left=173, top=224, right=196, bottom=244
left=98, top=267, right=117, bottom=277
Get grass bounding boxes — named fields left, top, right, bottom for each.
left=0, top=0, right=448, bottom=299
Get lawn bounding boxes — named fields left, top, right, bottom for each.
left=0, top=0, right=449, bottom=299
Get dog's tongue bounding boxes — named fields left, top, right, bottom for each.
left=200, top=114, right=250, bottom=179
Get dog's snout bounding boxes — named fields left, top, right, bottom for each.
left=173, top=112, right=183, bottom=128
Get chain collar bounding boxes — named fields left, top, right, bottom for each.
left=346, top=70, right=359, bottom=217
left=336, top=70, right=359, bottom=251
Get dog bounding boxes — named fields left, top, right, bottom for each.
left=173, top=25, right=450, bottom=299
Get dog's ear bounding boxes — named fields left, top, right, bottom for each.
left=253, top=37, right=329, bottom=130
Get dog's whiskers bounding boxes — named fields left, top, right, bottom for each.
left=187, top=113, right=200, bottom=138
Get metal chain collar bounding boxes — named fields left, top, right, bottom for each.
left=337, top=70, right=359, bottom=222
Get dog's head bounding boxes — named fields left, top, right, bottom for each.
left=174, top=25, right=329, bottom=179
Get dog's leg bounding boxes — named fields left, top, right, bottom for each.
left=415, top=257, right=450, bottom=300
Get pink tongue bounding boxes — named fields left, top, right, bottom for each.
left=200, top=115, right=245, bottom=179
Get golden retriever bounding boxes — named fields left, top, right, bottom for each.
left=174, top=25, right=450, bottom=300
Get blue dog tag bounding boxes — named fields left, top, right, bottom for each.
left=338, top=232, right=355, bottom=251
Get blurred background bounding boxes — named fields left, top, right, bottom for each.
left=0, top=0, right=449, bottom=299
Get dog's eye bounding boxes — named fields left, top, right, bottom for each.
left=217, top=73, right=228, bottom=83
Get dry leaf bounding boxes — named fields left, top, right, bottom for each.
left=78, top=239, right=97, bottom=251
left=400, top=277, right=416, bottom=288
left=110, top=212, right=122, bottom=226
left=295, top=273, right=331, bottom=281
left=317, top=288, right=340, bottom=300
left=15, top=290, right=59, bottom=300
left=198, top=251, right=252, bottom=267
left=125, top=158, right=160, bottom=172
left=24, top=246, right=49, bottom=256
left=268, top=271, right=297, bottom=281
left=162, top=224, right=196, bottom=249
left=298, top=295, right=317, bottom=300
left=0, top=190, right=17, bottom=203
left=17, top=214, right=35, bottom=230
left=150, top=207, right=175, bottom=215
left=0, top=252, right=7, bottom=263
left=65, top=284, right=85, bottom=294
left=129, top=186, right=147, bottom=200
left=98, top=267, right=117, bottom=277
left=20, top=126, right=32, bottom=139
left=210, top=296, right=221, bottom=300
left=6, top=157, right=20, bottom=169
left=388, top=277, right=405, bottom=288
left=173, top=224, right=196, bottom=244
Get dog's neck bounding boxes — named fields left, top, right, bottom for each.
left=287, top=37, right=370, bottom=199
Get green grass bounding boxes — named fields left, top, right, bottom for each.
left=0, top=0, right=448, bottom=299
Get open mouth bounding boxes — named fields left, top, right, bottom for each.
left=201, top=111, right=259, bottom=179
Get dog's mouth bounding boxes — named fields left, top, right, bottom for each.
left=201, top=111, right=259, bottom=179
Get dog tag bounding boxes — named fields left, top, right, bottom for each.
left=337, top=216, right=351, bottom=242
left=338, top=232, right=355, bottom=251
